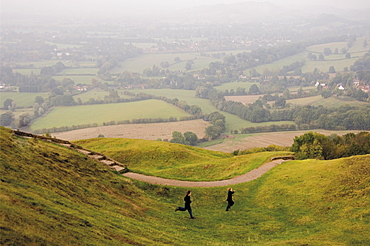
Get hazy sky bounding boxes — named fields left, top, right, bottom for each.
left=2, top=0, right=369, bottom=18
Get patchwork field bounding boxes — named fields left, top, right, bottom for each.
left=250, top=37, right=369, bottom=74
left=214, top=81, right=257, bottom=91
left=203, top=130, right=367, bottom=152
left=0, top=92, right=49, bottom=108
left=29, top=99, right=190, bottom=131
left=226, top=94, right=370, bottom=107
left=51, top=119, right=210, bottom=141
left=112, top=53, right=222, bottom=74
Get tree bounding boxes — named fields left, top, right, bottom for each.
left=185, top=60, right=194, bottom=70
left=321, top=90, right=332, bottom=99
left=297, top=87, right=304, bottom=98
left=274, top=97, right=286, bottom=108
left=290, top=132, right=333, bottom=160
left=324, top=48, right=332, bottom=56
left=328, top=66, right=336, bottom=73
left=205, top=125, right=221, bottom=140
left=184, top=131, right=198, bottom=146
left=248, top=84, right=260, bottom=95
left=345, top=53, right=351, bottom=59
left=0, top=112, right=14, bottom=126
left=3, top=99, right=13, bottom=109
left=282, top=89, right=290, bottom=99
left=35, top=96, right=44, bottom=105
left=170, top=131, right=186, bottom=144
left=18, top=113, right=31, bottom=127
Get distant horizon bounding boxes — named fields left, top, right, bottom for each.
left=2, top=0, right=370, bottom=19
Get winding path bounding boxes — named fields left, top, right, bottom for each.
left=123, top=159, right=287, bottom=187
left=12, top=130, right=289, bottom=188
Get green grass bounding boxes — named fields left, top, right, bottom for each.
left=57, top=68, right=98, bottom=75
left=126, top=88, right=295, bottom=132
left=1, top=126, right=369, bottom=245
left=287, top=95, right=370, bottom=107
left=53, top=75, right=100, bottom=84
left=74, top=137, right=291, bottom=181
left=251, top=38, right=369, bottom=74
left=29, top=99, right=190, bottom=131
left=306, top=42, right=348, bottom=53
left=251, top=51, right=308, bottom=74
left=12, top=68, right=42, bottom=75
left=45, top=41, right=83, bottom=49
left=113, top=53, right=221, bottom=74
left=215, top=81, right=258, bottom=91
left=72, top=87, right=111, bottom=102
left=301, top=57, right=362, bottom=73
left=0, top=92, right=49, bottom=108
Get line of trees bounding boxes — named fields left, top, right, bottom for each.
left=291, top=131, right=370, bottom=160
left=195, top=83, right=370, bottom=130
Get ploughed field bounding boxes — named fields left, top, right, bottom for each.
left=204, top=130, right=367, bottom=152
left=52, top=119, right=210, bottom=141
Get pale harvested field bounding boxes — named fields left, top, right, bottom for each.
left=52, top=119, right=210, bottom=141
left=204, top=130, right=367, bottom=153
left=225, top=95, right=262, bottom=105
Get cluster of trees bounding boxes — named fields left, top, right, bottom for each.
left=0, top=112, right=31, bottom=128
left=291, top=131, right=370, bottom=160
left=278, top=61, right=304, bottom=76
left=204, top=111, right=226, bottom=140
left=39, top=62, right=66, bottom=76
left=238, top=124, right=297, bottom=134
left=351, top=52, right=370, bottom=73
left=196, top=83, right=370, bottom=130
left=169, top=131, right=198, bottom=146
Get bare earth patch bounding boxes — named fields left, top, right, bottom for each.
left=52, top=119, right=210, bottom=141
left=225, top=95, right=262, bottom=105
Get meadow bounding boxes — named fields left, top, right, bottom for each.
left=286, top=95, right=370, bottom=107
left=250, top=37, right=369, bottom=74
left=72, top=87, right=110, bottom=102
left=1, top=126, right=369, bottom=245
left=227, top=94, right=370, bottom=108
left=214, top=81, right=257, bottom=91
left=127, top=88, right=295, bottom=132
left=53, top=75, right=100, bottom=84
left=112, top=52, right=222, bottom=74
left=74, top=137, right=292, bottom=181
left=0, top=92, right=49, bottom=108
left=29, top=99, right=190, bottom=131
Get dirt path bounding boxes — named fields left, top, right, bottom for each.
left=122, top=159, right=286, bottom=187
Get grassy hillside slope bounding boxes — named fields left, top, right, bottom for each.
left=74, top=137, right=292, bottom=181
left=1, top=126, right=369, bottom=245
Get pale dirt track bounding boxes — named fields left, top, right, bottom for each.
left=51, top=119, right=210, bottom=141
left=123, top=159, right=286, bottom=187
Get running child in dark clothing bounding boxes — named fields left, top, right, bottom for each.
left=175, top=190, right=194, bottom=219
left=226, top=187, right=235, bottom=211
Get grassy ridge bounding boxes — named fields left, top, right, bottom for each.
left=1, top=126, right=369, bottom=245
left=74, top=137, right=292, bottom=181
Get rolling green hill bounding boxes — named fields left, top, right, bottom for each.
left=1, top=126, right=369, bottom=245
left=73, top=137, right=292, bottom=181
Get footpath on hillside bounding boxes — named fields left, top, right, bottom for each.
left=123, top=159, right=287, bottom=187
left=12, top=129, right=290, bottom=188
